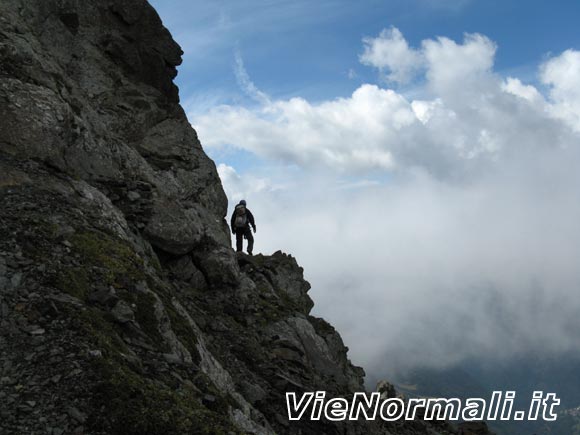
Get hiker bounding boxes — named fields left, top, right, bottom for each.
left=230, top=199, right=256, bottom=255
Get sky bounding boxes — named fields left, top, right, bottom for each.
left=149, top=0, right=580, bottom=385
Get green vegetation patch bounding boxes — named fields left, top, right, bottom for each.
left=165, top=302, right=200, bottom=362
left=92, top=360, right=239, bottom=435
left=69, top=306, right=239, bottom=434
left=70, top=231, right=145, bottom=287
left=51, top=266, right=91, bottom=301
left=72, top=306, right=131, bottom=361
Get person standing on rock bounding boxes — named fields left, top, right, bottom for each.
left=230, top=200, right=256, bottom=255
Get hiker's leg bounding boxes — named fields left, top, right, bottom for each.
left=246, top=228, right=254, bottom=255
left=236, top=232, right=243, bottom=252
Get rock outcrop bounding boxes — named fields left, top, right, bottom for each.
left=0, top=1, right=493, bottom=434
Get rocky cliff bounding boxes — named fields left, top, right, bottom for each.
left=0, top=1, right=491, bottom=434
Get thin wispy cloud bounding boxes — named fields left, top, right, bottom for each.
left=153, top=0, right=348, bottom=61
left=234, top=49, right=271, bottom=105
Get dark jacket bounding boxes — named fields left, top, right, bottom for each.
left=230, top=206, right=255, bottom=233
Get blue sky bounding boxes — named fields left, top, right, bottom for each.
left=151, top=0, right=580, bottom=104
left=148, top=0, right=580, bottom=380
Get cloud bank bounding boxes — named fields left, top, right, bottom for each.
left=193, top=29, right=580, bottom=383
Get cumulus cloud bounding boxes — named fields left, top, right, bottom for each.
left=217, top=163, right=283, bottom=202
left=196, top=85, right=412, bottom=172
left=422, top=33, right=497, bottom=97
left=358, top=28, right=496, bottom=93
left=540, top=49, right=580, bottom=131
left=192, top=30, right=580, bottom=384
left=360, top=27, right=423, bottom=84
left=501, top=77, right=544, bottom=105
left=195, top=32, right=575, bottom=180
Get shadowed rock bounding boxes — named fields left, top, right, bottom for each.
left=0, top=1, right=494, bottom=434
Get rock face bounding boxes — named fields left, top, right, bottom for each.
left=0, top=1, right=494, bottom=434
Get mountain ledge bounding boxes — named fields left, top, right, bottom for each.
left=0, top=1, right=492, bottom=434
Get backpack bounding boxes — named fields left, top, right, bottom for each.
left=234, top=205, right=247, bottom=229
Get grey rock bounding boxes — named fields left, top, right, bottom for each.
left=192, top=246, right=240, bottom=288
left=144, top=201, right=203, bottom=255
left=202, top=394, right=216, bottom=404
left=1, top=377, right=15, bottom=385
left=162, top=353, right=182, bottom=365
left=268, top=316, right=340, bottom=378
left=127, top=191, right=140, bottom=201
left=377, top=380, right=397, bottom=399
left=67, top=407, right=86, bottom=423
left=240, top=380, right=267, bottom=405
left=0, top=258, right=7, bottom=277
left=47, top=294, right=83, bottom=307
left=10, top=272, right=22, bottom=289
left=166, top=255, right=207, bottom=289
left=110, top=301, right=134, bottom=323
left=240, top=252, right=314, bottom=313
left=88, top=286, right=118, bottom=306
left=229, top=408, right=272, bottom=435
left=29, top=328, right=45, bottom=335
left=0, top=302, right=9, bottom=319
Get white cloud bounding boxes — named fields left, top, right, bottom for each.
left=358, top=28, right=496, bottom=95
left=422, top=33, right=497, bottom=96
left=195, top=30, right=580, bottom=181
left=360, top=27, right=423, bottom=84
left=217, top=163, right=280, bottom=202
left=234, top=49, right=271, bottom=105
left=501, top=77, right=544, bottom=105
left=411, top=98, right=443, bottom=124
left=196, top=85, right=416, bottom=172
left=196, top=31, right=580, bottom=383
left=221, top=148, right=580, bottom=383
left=541, top=49, right=580, bottom=132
